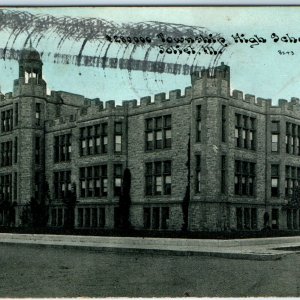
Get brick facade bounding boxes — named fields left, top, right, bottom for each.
left=0, top=46, right=299, bottom=231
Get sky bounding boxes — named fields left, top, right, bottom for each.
left=1, top=7, right=300, bottom=104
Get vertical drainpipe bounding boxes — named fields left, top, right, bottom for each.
left=265, top=109, right=269, bottom=215
left=125, top=104, right=129, bottom=169
left=188, top=89, right=193, bottom=232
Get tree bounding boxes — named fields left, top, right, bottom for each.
left=182, top=132, right=191, bottom=232
left=20, top=181, right=50, bottom=228
left=29, top=196, right=48, bottom=227
left=118, top=168, right=132, bottom=230
left=63, top=182, right=77, bottom=229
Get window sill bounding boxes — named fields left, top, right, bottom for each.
left=235, top=147, right=256, bottom=152
left=144, top=194, right=172, bottom=198
left=79, top=153, right=108, bottom=157
left=54, top=160, right=72, bottom=164
left=144, top=148, right=172, bottom=152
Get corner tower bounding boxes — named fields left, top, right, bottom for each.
left=12, top=45, right=47, bottom=225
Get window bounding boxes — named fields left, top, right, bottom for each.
left=164, top=115, right=172, bottom=148
left=221, top=155, right=226, bottom=194
left=92, top=208, right=98, bottom=227
left=1, top=141, right=12, bottom=167
left=114, top=164, right=122, bottom=196
left=287, top=209, right=292, bottom=229
left=0, top=174, right=12, bottom=202
left=35, top=136, right=41, bottom=164
left=80, top=123, right=108, bottom=156
left=163, top=161, right=171, bottom=195
left=143, top=207, right=170, bottom=230
left=195, top=155, right=201, bottom=193
left=234, top=160, right=255, bottom=196
left=285, top=166, right=300, bottom=197
left=293, top=209, right=298, bottom=229
left=221, top=105, right=226, bottom=142
left=292, top=124, right=296, bottom=155
left=236, top=207, right=243, bottom=230
left=114, top=122, right=122, bottom=153
left=87, top=127, right=93, bottom=155
left=94, top=125, right=100, bottom=154
left=99, top=207, right=106, bottom=228
left=54, top=134, right=71, bottom=162
left=13, top=172, right=17, bottom=200
left=145, top=163, right=153, bottom=195
left=78, top=208, right=83, bottom=227
left=35, top=171, right=40, bottom=200
left=146, top=119, right=153, bottom=150
left=235, top=114, right=256, bottom=150
left=271, top=164, right=279, bottom=197
left=35, top=103, right=41, bottom=126
left=298, top=126, right=300, bottom=155
left=85, top=208, right=90, bottom=227
left=249, top=118, right=256, bottom=150
left=161, top=207, right=170, bottom=229
left=53, top=171, right=71, bottom=200
left=271, top=122, right=279, bottom=153
left=271, top=121, right=279, bottom=132
left=1, top=109, right=13, bottom=132
left=145, top=115, right=171, bottom=150
left=286, top=122, right=291, bottom=154
left=143, top=207, right=151, bottom=229
left=79, top=165, right=107, bottom=198
left=251, top=208, right=258, bottom=229
left=272, top=208, right=279, bottom=229
left=152, top=207, right=160, bottom=229
left=272, top=134, right=279, bottom=152
left=57, top=209, right=63, bottom=227
left=15, top=103, right=18, bottom=126
left=155, top=118, right=163, bottom=149
left=14, top=137, right=18, bottom=163
left=285, top=122, right=300, bottom=155
left=87, top=167, right=93, bottom=197
left=66, top=134, right=71, bottom=160
left=235, top=114, right=241, bottom=147
left=102, top=123, right=108, bottom=153
left=51, top=209, right=56, bottom=226
left=236, top=207, right=257, bottom=230
left=196, top=105, right=201, bottom=142
left=145, top=161, right=172, bottom=196
left=244, top=208, right=250, bottom=229
left=242, top=116, right=248, bottom=148
left=286, top=208, right=298, bottom=230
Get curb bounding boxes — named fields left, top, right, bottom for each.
left=0, top=239, right=287, bottom=261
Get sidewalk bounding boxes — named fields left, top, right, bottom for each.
left=0, top=233, right=300, bottom=260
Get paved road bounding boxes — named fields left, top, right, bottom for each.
left=0, top=243, right=299, bottom=297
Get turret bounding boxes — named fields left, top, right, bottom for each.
left=13, top=43, right=47, bottom=96
left=191, top=62, right=230, bottom=98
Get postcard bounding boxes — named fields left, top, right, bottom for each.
left=0, top=6, right=299, bottom=298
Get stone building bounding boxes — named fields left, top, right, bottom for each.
left=0, top=46, right=299, bottom=231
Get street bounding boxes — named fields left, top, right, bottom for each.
left=0, top=243, right=299, bottom=297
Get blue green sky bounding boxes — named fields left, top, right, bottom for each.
left=1, top=7, right=300, bottom=104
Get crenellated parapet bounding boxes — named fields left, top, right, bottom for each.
left=269, top=97, right=300, bottom=118
left=231, top=89, right=271, bottom=107
left=229, top=87, right=300, bottom=119
left=45, top=85, right=194, bottom=130
left=46, top=113, right=77, bottom=131
left=0, top=92, right=14, bottom=107
left=229, top=90, right=300, bottom=118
